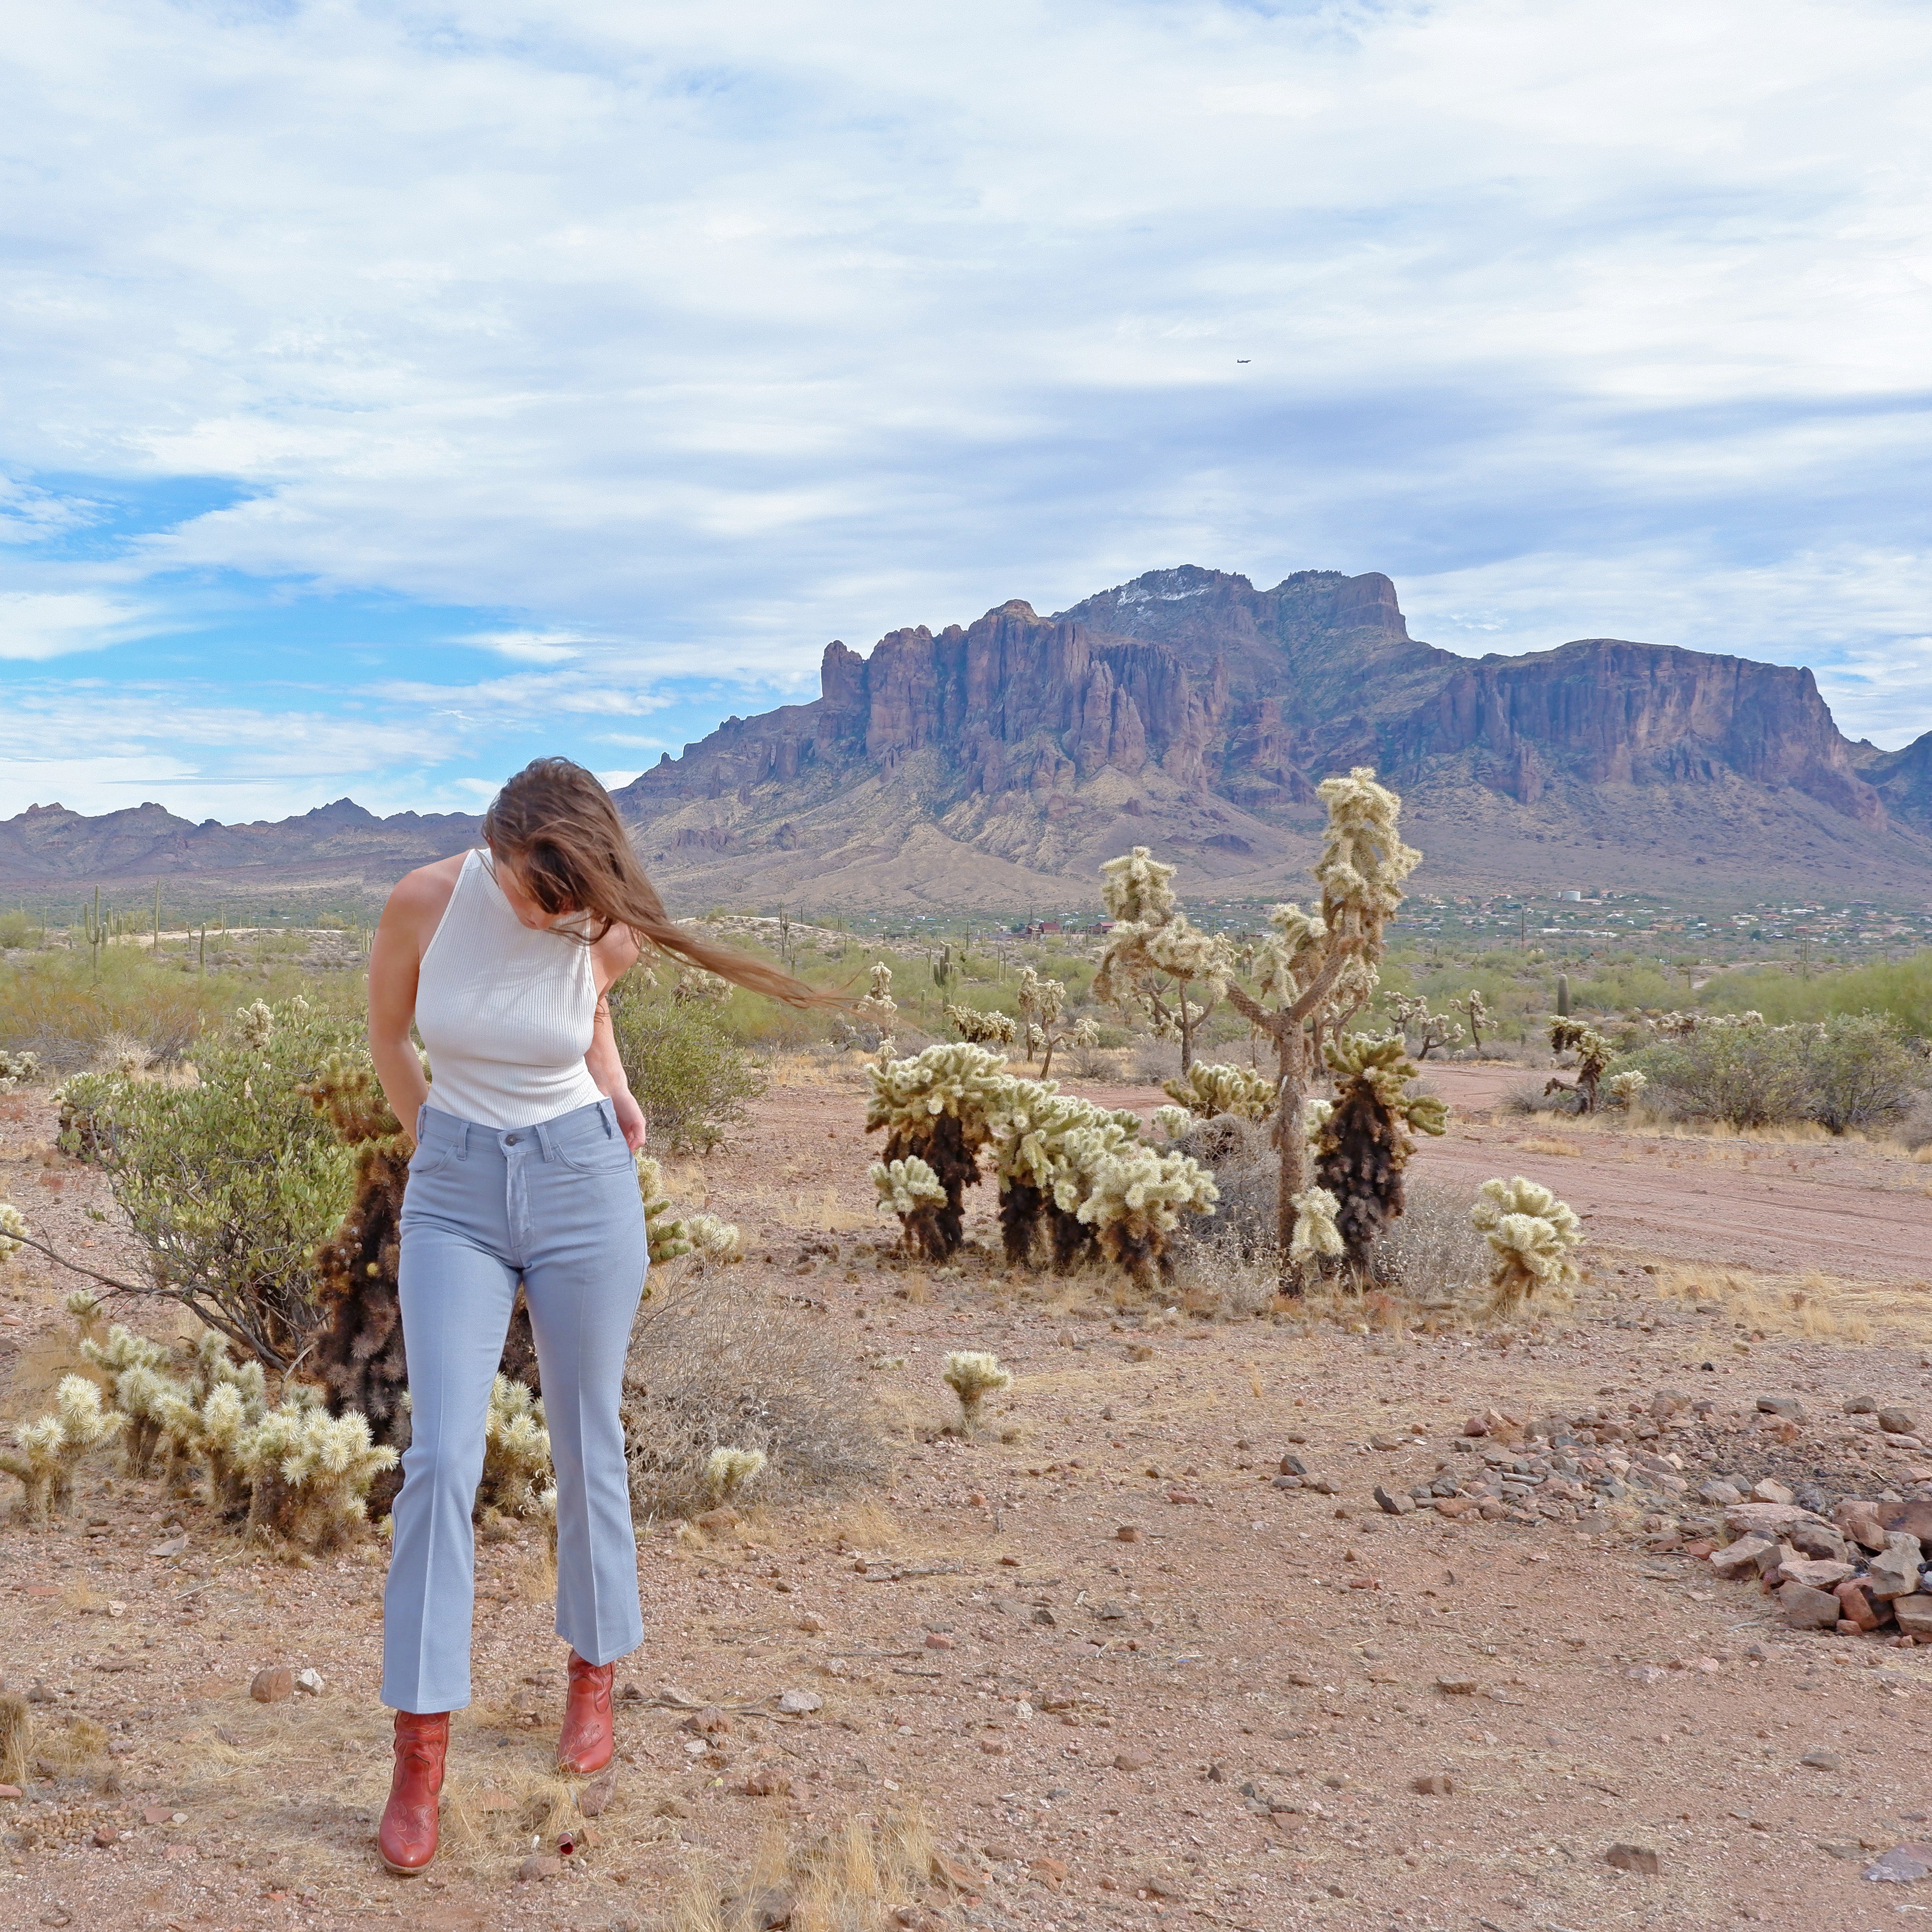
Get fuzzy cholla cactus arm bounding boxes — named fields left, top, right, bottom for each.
left=945, top=1004, right=1017, bottom=1047
left=1094, top=848, right=1230, bottom=1073
left=1073, top=1139, right=1219, bottom=1292
left=236, top=1389, right=400, bottom=1550
left=1, top=1376, right=126, bottom=1523
left=704, top=1445, right=766, bottom=1504
left=1471, top=1175, right=1584, bottom=1310
left=1161, top=1062, right=1274, bottom=1122
left=1289, top=1187, right=1344, bottom=1263
left=864, top=1042, right=1009, bottom=1261
left=942, top=1350, right=1012, bottom=1431
left=476, top=1376, right=553, bottom=1517
left=871, top=1156, right=947, bottom=1245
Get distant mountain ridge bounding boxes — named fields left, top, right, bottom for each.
left=7, top=565, right=1931, bottom=910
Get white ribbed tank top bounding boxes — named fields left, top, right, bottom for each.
left=413, top=849, right=606, bottom=1129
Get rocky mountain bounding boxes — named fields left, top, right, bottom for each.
left=6, top=565, right=1929, bottom=912
left=610, top=567, right=1932, bottom=909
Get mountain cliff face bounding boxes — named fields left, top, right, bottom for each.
left=611, top=568, right=1927, bottom=907
left=5, top=565, right=1928, bottom=909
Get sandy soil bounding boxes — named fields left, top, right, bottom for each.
left=7, top=1066, right=1932, bottom=1932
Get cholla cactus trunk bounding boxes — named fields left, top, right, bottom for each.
left=303, top=1059, right=538, bottom=1515
left=999, top=1178, right=1049, bottom=1267
left=882, top=1109, right=976, bottom=1261
left=1049, top=1203, right=1096, bottom=1274
left=1094, top=1218, right=1162, bottom=1293
left=1313, top=1077, right=1408, bottom=1264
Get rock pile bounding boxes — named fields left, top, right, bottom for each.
left=1706, top=1495, right=1932, bottom=1640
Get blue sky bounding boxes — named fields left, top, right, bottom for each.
left=3, top=0, right=1930, bottom=821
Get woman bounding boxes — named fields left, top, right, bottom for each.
left=365, top=757, right=825, bottom=1876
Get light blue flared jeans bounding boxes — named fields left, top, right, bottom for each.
left=382, top=1097, right=648, bottom=1714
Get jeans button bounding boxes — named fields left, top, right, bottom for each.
left=505, top=1134, right=519, bottom=1146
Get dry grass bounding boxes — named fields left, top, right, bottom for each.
left=621, top=1272, right=887, bottom=1522
left=1650, top=1259, right=1907, bottom=1345
left=1516, top=1134, right=1582, bottom=1157
left=756, top=1185, right=877, bottom=1234
left=0, top=1691, right=30, bottom=1784
left=672, top=1805, right=943, bottom=1932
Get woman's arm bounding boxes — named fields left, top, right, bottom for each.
left=368, top=863, right=455, bottom=1147
left=588, top=925, right=647, bottom=1151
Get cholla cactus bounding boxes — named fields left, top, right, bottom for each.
left=80, top=1322, right=178, bottom=1476
left=672, top=966, right=732, bottom=1006
left=1389, top=993, right=1463, bottom=1060
left=1, top=1375, right=126, bottom=1523
left=0, top=1201, right=27, bottom=1260
left=1072, top=1139, right=1220, bottom=1290
left=1151, top=1104, right=1194, bottom=1142
left=945, top=1004, right=1017, bottom=1047
left=0, top=1049, right=40, bottom=1094
left=1216, top=769, right=1422, bottom=1283
left=1094, top=849, right=1232, bottom=1072
left=152, top=1331, right=270, bottom=1512
left=853, top=961, right=900, bottom=1061
left=1545, top=1018, right=1612, bottom=1112
left=235, top=999, right=275, bottom=1051
left=703, top=1445, right=767, bottom=1503
left=942, top=1350, right=1012, bottom=1430
left=1161, top=1061, right=1274, bottom=1122
left=865, top=1042, right=1011, bottom=1260
left=1289, top=1187, right=1344, bottom=1264
left=1463, top=988, right=1492, bottom=1050
left=681, top=1213, right=743, bottom=1262
left=1311, top=1032, right=1449, bottom=1265
left=1605, top=1068, right=1648, bottom=1108
left=986, top=1080, right=1130, bottom=1270
left=476, top=1375, right=553, bottom=1518
left=639, top=1155, right=695, bottom=1264
left=235, top=1387, right=398, bottom=1550
left=871, top=1154, right=947, bottom=1225
left=1471, top=1175, right=1584, bottom=1311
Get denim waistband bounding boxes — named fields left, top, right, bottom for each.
left=414, top=1094, right=619, bottom=1162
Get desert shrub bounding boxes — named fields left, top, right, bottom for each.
left=1175, top=1114, right=1277, bottom=1257
left=1130, top=1037, right=1182, bottom=1085
left=608, top=981, right=766, bottom=1153
left=0, top=909, right=41, bottom=949
left=1704, top=952, right=1932, bottom=1034
left=1364, top=1177, right=1491, bottom=1299
left=1630, top=1011, right=1924, bottom=1134
left=56, top=996, right=362, bottom=1365
left=618, top=1275, right=885, bottom=1521
left=1802, top=1013, right=1925, bottom=1134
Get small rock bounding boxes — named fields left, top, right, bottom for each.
left=294, top=1668, right=324, bottom=1697
left=740, top=1768, right=792, bottom=1797
left=1892, top=1594, right=1932, bottom=1638
left=148, top=1535, right=187, bottom=1558
left=578, top=1768, right=618, bottom=1817
left=1836, top=1579, right=1889, bottom=1632
left=1434, top=1677, right=1479, bottom=1696
left=1801, top=1749, right=1842, bottom=1770
left=1780, top=1556, right=1856, bottom=1591
left=687, top=1706, right=732, bottom=1734
left=1751, top=1477, right=1796, bottom=1504
left=775, top=1687, right=822, bottom=1714
left=1779, top=1581, right=1842, bottom=1630
left=1115, top=1524, right=1143, bottom=1542
left=1029, top=1856, right=1068, bottom=1886
left=249, top=1666, right=294, bottom=1704
left=1865, top=1845, right=1932, bottom=1884
left=142, top=1804, right=174, bottom=1825
left=1847, top=1394, right=1879, bottom=1415
left=92, top=1823, right=119, bottom=1846
left=696, top=1506, right=742, bottom=1530
left=0, top=1785, right=21, bottom=1801
left=1372, top=1485, right=1416, bottom=1516
left=1837, top=1499, right=1890, bottom=1551
left=1871, top=1534, right=1925, bottom=1599
left=518, top=1853, right=564, bottom=1882
left=1696, top=1480, right=1742, bottom=1506
left=1788, top=1521, right=1849, bottom=1562
left=1710, top=1535, right=1776, bottom=1580
left=1605, top=1843, right=1662, bottom=1876
left=1411, top=1772, right=1455, bottom=1795
left=1756, top=1397, right=1804, bottom=1423
left=1882, top=1409, right=1919, bottom=1435
left=1306, top=1476, right=1339, bottom=1496
left=924, top=1633, right=955, bottom=1651
left=1114, top=1749, right=1154, bottom=1771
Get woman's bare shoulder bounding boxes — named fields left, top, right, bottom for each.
left=591, top=918, right=643, bottom=991
left=380, top=852, right=469, bottom=933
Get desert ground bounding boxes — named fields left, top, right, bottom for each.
left=7, top=1058, right=1932, bottom=1932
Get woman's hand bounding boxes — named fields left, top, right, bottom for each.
left=611, top=1087, right=648, bottom=1152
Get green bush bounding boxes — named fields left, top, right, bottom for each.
left=609, top=979, right=767, bottom=1153
left=1704, top=953, right=1932, bottom=1037
left=56, top=996, right=363, bottom=1364
left=0, top=909, right=40, bottom=950
left=1630, top=1012, right=1925, bottom=1134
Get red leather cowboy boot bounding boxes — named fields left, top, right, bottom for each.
left=377, top=1710, right=448, bottom=1875
left=556, top=1651, right=614, bottom=1775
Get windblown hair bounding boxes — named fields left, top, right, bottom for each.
left=482, top=758, right=837, bottom=1008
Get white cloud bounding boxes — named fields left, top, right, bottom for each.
left=1, top=0, right=1930, bottom=793
left=0, top=591, right=156, bottom=660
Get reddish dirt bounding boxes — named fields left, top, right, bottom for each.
left=6, top=1070, right=1932, bottom=1932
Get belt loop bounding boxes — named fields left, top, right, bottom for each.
left=533, top=1119, right=556, bottom=1162
left=599, top=1100, right=615, bottom=1139
left=456, top=1119, right=470, bottom=1162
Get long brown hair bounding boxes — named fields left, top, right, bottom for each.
left=482, top=758, right=841, bottom=1009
